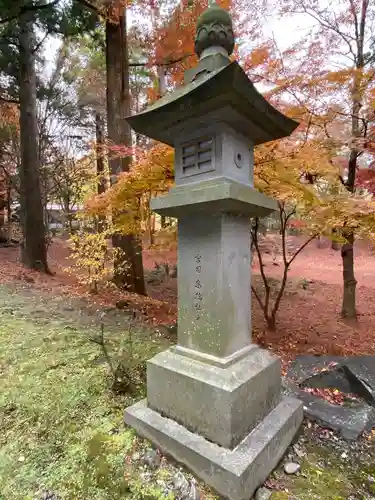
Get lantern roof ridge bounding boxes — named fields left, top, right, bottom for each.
left=125, top=61, right=299, bottom=147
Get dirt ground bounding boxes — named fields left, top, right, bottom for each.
left=0, top=233, right=374, bottom=362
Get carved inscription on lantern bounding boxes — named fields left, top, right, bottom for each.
left=193, top=254, right=203, bottom=320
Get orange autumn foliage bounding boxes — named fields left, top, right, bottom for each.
left=86, top=142, right=174, bottom=234
left=153, top=0, right=232, bottom=86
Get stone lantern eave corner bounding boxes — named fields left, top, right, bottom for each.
left=125, top=61, right=299, bottom=147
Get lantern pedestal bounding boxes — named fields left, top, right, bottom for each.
left=126, top=365, right=301, bottom=500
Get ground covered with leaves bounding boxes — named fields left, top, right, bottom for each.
left=0, top=283, right=375, bottom=499
left=1, top=235, right=375, bottom=362
left=1, top=236, right=375, bottom=499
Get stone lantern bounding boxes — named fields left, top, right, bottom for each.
left=124, top=3, right=303, bottom=499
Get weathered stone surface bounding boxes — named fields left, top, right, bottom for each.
left=147, top=347, right=282, bottom=449
left=254, top=487, right=272, bottom=500
left=171, top=472, right=201, bottom=499
left=194, top=2, right=234, bottom=57
left=343, top=358, right=375, bottom=407
left=172, top=124, right=255, bottom=188
left=41, top=492, right=58, bottom=500
left=176, top=211, right=252, bottom=358
left=287, top=355, right=346, bottom=386
left=304, top=398, right=374, bottom=441
left=124, top=397, right=303, bottom=500
left=125, top=61, right=299, bottom=148
left=124, top=6, right=303, bottom=499
left=299, top=366, right=353, bottom=394
left=284, top=462, right=300, bottom=475
left=172, top=472, right=191, bottom=498
left=141, top=449, right=161, bottom=469
left=292, top=388, right=374, bottom=441
left=150, top=177, right=277, bottom=219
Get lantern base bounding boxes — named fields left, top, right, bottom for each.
left=124, top=396, right=303, bottom=500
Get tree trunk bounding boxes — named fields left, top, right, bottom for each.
left=6, top=183, right=12, bottom=242
left=340, top=0, right=369, bottom=318
left=18, top=14, right=49, bottom=272
left=341, top=231, right=357, bottom=318
left=106, top=10, right=146, bottom=295
left=95, top=111, right=106, bottom=233
left=157, top=64, right=167, bottom=97
left=95, top=112, right=106, bottom=196
left=331, top=228, right=340, bottom=250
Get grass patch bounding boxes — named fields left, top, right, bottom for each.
left=273, top=441, right=375, bottom=500
left=290, top=454, right=352, bottom=499
left=0, top=310, right=169, bottom=500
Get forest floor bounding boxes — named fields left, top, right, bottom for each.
left=1, top=279, right=375, bottom=500
left=1, top=234, right=375, bottom=499
left=0, top=233, right=374, bottom=362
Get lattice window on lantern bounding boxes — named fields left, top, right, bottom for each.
left=181, top=136, right=215, bottom=178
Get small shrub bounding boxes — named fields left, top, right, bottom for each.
left=67, top=220, right=112, bottom=293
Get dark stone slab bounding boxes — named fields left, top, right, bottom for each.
left=299, top=366, right=353, bottom=394
left=296, top=389, right=375, bottom=440
left=287, top=355, right=346, bottom=385
left=343, top=358, right=375, bottom=407
left=285, top=355, right=375, bottom=440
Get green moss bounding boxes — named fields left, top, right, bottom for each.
left=0, top=310, right=169, bottom=500
left=279, top=443, right=375, bottom=500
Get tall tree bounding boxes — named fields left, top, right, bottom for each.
left=0, top=0, right=98, bottom=270
left=18, top=11, right=48, bottom=270
left=254, top=0, right=375, bottom=318
left=106, top=6, right=145, bottom=294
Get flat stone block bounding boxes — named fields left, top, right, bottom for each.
left=344, top=358, right=375, bottom=407
left=150, top=177, right=277, bottom=218
left=124, top=396, right=303, bottom=500
left=146, top=347, right=282, bottom=448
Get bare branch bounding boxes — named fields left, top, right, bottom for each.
left=251, top=218, right=271, bottom=314
left=75, top=0, right=103, bottom=15
left=0, top=0, right=60, bottom=25
left=251, top=284, right=266, bottom=313
left=129, top=53, right=194, bottom=68
left=0, top=95, right=19, bottom=104
left=288, top=233, right=318, bottom=266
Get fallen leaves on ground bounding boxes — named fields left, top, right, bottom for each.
left=0, top=234, right=374, bottom=361
left=301, top=387, right=362, bottom=406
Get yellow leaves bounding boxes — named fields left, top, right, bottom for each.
left=253, top=133, right=375, bottom=238
left=86, top=142, right=174, bottom=236
left=324, top=68, right=354, bottom=85
left=0, top=102, right=18, bottom=130
left=67, top=223, right=112, bottom=290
